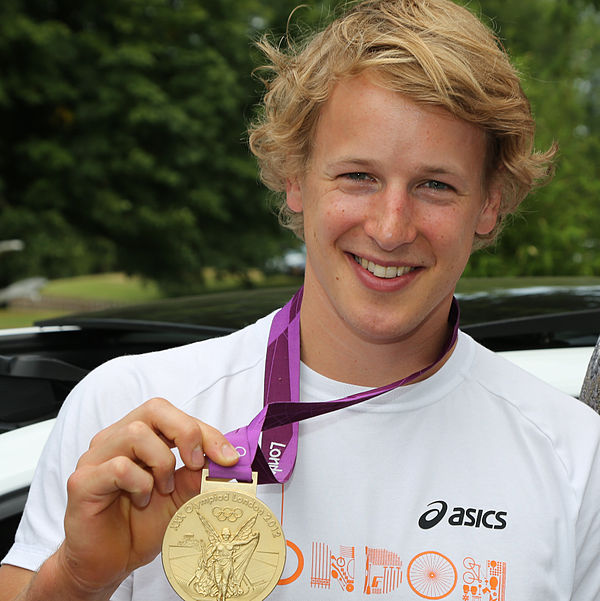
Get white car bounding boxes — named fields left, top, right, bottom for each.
left=1, top=285, right=599, bottom=556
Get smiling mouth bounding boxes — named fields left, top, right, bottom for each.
left=353, top=254, right=417, bottom=279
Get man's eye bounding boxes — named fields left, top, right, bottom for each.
left=423, top=180, right=453, bottom=191
left=342, top=172, right=375, bottom=183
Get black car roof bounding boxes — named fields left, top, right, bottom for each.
left=37, top=284, right=600, bottom=327
left=35, top=284, right=600, bottom=351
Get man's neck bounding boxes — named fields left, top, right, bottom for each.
left=298, top=297, right=455, bottom=388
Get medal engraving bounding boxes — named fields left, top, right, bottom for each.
left=162, top=471, right=286, bottom=601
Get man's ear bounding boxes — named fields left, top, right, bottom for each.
left=475, top=177, right=502, bottom=236
left=286, top=178, right=303, bottom=213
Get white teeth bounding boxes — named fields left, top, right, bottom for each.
left=353, top=255, right=415, bottom=278
left=373, top=264, right=387, bottom=277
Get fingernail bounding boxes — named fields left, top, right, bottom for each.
left=166, top=473, right=175, bottom=494
left=222, top=444, right=239, bottom=460
left=139, top=492, right=151, bottom=508
left=191, top=445, right=204, bottom=467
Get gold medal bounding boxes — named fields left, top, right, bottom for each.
left=162, top=471, right=286, bottom=601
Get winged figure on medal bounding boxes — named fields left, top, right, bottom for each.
left=188, top=511, right=261, bottom=601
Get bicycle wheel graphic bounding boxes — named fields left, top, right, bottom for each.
left=407, top=551, right=457, bottom=599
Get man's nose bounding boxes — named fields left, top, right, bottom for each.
left=363, top=186, right=418, bottom=251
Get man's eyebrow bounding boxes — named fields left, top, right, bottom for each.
left=325, top=157, right=378, bottom=169
left=419, top=165, right=463, bottom=176
left=327, top=158, right=467, bottom=178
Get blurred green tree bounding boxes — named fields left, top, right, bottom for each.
left=463, top=0, right=600, bottom=276
left=0, top=0, right=313, bottom=292
left=0, top=0, right=597, bottom=288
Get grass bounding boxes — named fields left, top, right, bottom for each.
left=456, top=275, right=600, bottom=294
left=43, top=273, right=162, bottom=302
left=42, top=270, right=304, bottom=299
left=0, top=273, right=163, bottom=330
left=0, top=271, right=304, bottom=329
left=0, top=308, right=66, bottom=329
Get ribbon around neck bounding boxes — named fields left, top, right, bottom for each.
left=208, top=287, right=459, bottom=484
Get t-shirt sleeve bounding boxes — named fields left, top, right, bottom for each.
left=1, top=357, right=143, bottom=581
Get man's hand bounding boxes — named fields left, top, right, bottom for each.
left=54, top=397, right=239, bottom=598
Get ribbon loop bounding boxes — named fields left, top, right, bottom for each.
left=208, top=288, right=459, bottom=484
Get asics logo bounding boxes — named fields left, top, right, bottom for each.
left=418, top=500, right=448, bottom=529
left=418, top=500, right=507, bottom=530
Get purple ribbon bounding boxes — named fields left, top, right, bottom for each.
left=209, top=287, right=459, bottom=483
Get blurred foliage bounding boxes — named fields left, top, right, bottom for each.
left=0, top=0, right=319, bottom=293
left=462, top=0, right=600, bottom=276
left=0, top=0, right=598, bottom=291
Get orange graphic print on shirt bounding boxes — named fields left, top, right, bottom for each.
left=407, top=551, right=458, bottom=599
left=282, top=536, right=507, bottom=600
left=461, top=557, right=506, bottom=601
left=363, top=547, right=403, bottom=595
left=311, top=543, right=355, bottom=592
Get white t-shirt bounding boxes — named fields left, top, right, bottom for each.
left=4, top=311, right=600, bottom=601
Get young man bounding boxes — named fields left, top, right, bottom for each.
left=2, top=1, right=599, bottom=600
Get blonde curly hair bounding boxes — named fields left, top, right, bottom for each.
left=248, top=0, right=556, bottom=248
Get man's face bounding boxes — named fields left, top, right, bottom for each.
left=286, top=74, right=500, bottom=352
